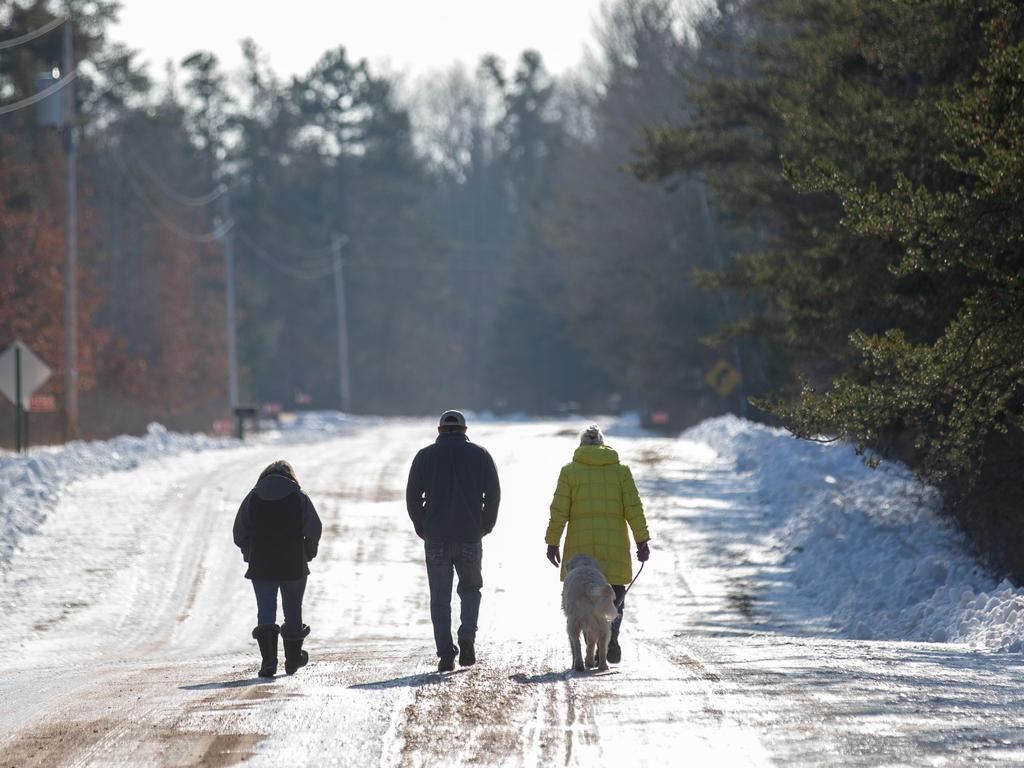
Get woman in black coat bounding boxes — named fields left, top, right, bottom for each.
left=233, top=460, right=323, bottom=677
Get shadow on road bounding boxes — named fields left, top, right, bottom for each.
left=350, top=669, right=468, bottom=690
left=508, top=669, right=618, bottom=684
left=179, top=677, right=274, bottom=691
left=508, top=671, right=568, bottom=685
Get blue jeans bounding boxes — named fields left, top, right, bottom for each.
left=252, top=577, right=306, bottom=632
left=424, top=541, right=483, bottom=658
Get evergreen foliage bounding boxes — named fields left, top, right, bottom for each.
left=781, top=0, right=1024, bottom=481
left=637, top=0, right=1024, bottom=491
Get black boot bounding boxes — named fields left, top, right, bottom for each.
left=281, top=624, right=311, bottom=675
left=458, top=638, right=476, bottom=667
left=607, top=619, right=622, bottom=664
left=252, top=624, right=280, bottom=678
left=606, top=637, right=622, bottom=664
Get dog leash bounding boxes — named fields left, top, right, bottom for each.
left=618, top=560, right=645, bottom=607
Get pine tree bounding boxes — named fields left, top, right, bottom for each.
left=780, top=0, right=1024, bottom=482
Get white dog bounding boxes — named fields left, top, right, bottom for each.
left=561, top=554, right=619, bottom=672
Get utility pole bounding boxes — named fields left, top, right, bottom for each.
left=62, top=13, right=78, bottom=439
left=219, top=194, right=239, bottom=411
left=15, top=346, right=23, bottom=453
left=332, top=234, right=351, bottom=413
left=697, top=174, right=748, bottom=416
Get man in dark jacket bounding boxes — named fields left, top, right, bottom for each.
left=233, top=460, right=322, bottom=677
left=406, top=410, right=500, bottom=671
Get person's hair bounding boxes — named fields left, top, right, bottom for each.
left=579, top=424, right=605, bottom=446
left=259, top=459, right=299, bottom=486
left=439, top=424, right=468, bottom=434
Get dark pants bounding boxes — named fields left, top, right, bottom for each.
left=424, top=541, right=483, bottom=658
left=252, top=577, right=306, bottom=632
left=611, top=584, right=627, bottom=641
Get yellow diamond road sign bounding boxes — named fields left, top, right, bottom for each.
left=705, top=358, right=741, bottom=398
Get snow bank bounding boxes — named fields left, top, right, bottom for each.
left=603, top=411, right=649, bottom=438
left=0, top=424, right=231, bottom=571
left=684, top=415, right=1024, bottom=651
left=274, top=410, right=364, bottom=437
left=0, top=411, right=376, bottom=571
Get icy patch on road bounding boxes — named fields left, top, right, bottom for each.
left=0, top=424, right=232, bottom=570
left=684, top=415, right=1024, bottom=651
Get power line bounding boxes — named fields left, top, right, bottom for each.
left=108, top=148, right=234, bottom=243
left=0, top=69, right=76, bottom=116
left=108, top=143, right=512, bottom=274
left=123, top=147, right=226, bottom=207
left=237, top=225, right=335, bottom=258
left=235, top=231, right=338, bottom=280
left=234, top=229, right=515, bottom=279
left=0, top=16, right=65, bottom=51
left=108, top=147, right=335, bottom=259
left=252, top=248, right=337, bottom=280
left=347, top=259, right=514, bottom=274
left=138, top=190, right=235, bottom=243
left=134, top=185, right=235, bottom=243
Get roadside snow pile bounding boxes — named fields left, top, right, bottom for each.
left=260, top=410, right=383, bottom=444
left=685, top=415, right=1024, bottom=651
left=281, top=411, right=357, bottom=433
left=0, top=424, right=230, bottom=570
left=604, top=411, right=649, bottom=438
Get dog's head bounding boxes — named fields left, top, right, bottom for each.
left=566, top=554, right=601, bottom=573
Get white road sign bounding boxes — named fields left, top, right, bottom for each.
left=0, top=340, right=52, bottom=407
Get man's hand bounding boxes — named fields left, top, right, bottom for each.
left=304, top=538, right=318, bottom=562
left=546, top=544, right=561, bottom=567
left=636, top=540, right=650, bottom=562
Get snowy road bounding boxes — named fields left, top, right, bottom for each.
left=1, top=419, right=1023, bottom=766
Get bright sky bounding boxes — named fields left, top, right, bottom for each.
left=110, top=0, right=609, bottom=81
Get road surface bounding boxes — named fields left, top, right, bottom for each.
left=1, top=419, right=1022, bottom=766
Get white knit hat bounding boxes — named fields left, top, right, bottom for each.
left=579, top=424, right=605, bottom=446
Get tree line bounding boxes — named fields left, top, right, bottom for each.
left=1, top=0, right=719, bottom=434
left=636, top=0, right=1024, bottom=575
left=2, top=0, right=1023, bottom=572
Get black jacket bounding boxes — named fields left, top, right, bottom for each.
left=406, top=432, right=500, bottom=543
left=233, top=474, right=323, bottom=580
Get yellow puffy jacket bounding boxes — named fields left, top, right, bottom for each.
left=545, top=444, right=649, bottom=585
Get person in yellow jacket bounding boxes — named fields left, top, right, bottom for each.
left=545, top=423, right=650, bottom=664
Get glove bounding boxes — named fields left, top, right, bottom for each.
left=304, top=538, right=319, bottom=561
left=636, top=540, right=650, bottom=562
left=546, top=544, right=561, bottom=567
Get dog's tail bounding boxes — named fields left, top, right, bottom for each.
left=591, top=584, right=619, bottom=622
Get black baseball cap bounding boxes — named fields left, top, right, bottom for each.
left=439, top=409, right=466, bottom=427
